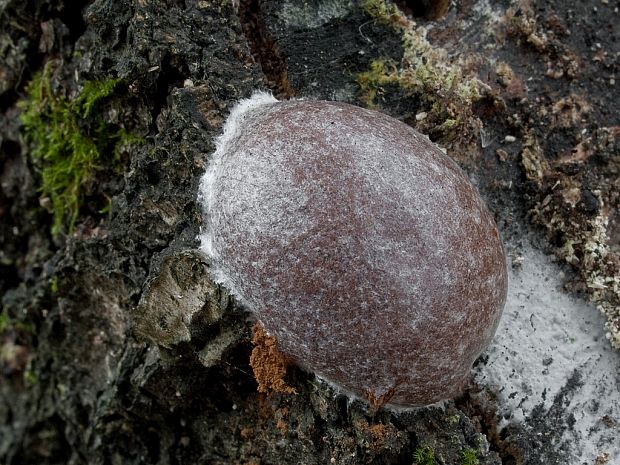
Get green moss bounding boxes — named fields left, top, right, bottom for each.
left=23, top=367, right=38, bottom=386
left=461, top=448, right=479, bottom=465
left=356, top=59, right=398, bottom=108
left=361, top=0, right=400, bottom=25
left=0, top=312, right=8, bottom=333
left=50, top=277, right=59, bottom=293
left=76, top=78, right=121, bottom=118
left=0, top=311, right=34, bottom=334
left=19, top=63, right=130, bottom=235
left=357, top=0, right=483, bottom=141
left=413, top=446, right=435, bottom=465
left=438, top=118, right=459, bottom=130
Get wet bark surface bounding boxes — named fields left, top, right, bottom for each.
left=1, top=1, right=618, bottom=464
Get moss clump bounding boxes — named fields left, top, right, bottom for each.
left=356, top=59, right=397, bottom=106
left=357, top=0, right=484, bottom=144
left=461, top=448, right=479, bottom=465
left=23, top=366, right=38, bottom=386
left=0, top=310, right=34, bottom=334
left=413, top=445, right=435, bottom=465
left=359, top=0, right=480, bottom=107
left=361, top=0, right=401, bottom=25
left=19, top=63, right=129, bottom=235
left=0, top=312, right=9, bottom=333
left=50, top=276, right=59, bottom=293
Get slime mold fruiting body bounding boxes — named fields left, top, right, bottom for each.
left=199, top=93, right=507, bottom=408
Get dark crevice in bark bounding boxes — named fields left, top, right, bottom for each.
left=0, top=91, right=20, bottom=113
left=237, top=0, right=295, bottom=98
left=455, top=390, right=522, bottom=465
left=395, top=0, right=450, bottom=20
left=150, top=55, right=190, bottom=130
left=0, top=1, right=88, bottom=111
left=54, top=1, right=88, bottom=43
left=161, top=0, right=187, bottom=8
left=18, top=414, right=72, bottom=465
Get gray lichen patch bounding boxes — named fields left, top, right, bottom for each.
left=277, top=0, right=354, bottom=29
left=493, top=3, right=620, bottom=350
left=475, top=242, right=620, bottom=463
left=135, top=250, right=231, bottom=348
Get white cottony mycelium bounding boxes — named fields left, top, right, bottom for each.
left=198, top=91, right=277, bottom=302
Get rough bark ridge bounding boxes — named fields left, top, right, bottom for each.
left=1, top=0, right=618, bottom=464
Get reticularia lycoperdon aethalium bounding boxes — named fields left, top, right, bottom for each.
left=198, top=92, right=507, bottom=408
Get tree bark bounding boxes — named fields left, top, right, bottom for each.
left=1, top=1, right=618, bottom=464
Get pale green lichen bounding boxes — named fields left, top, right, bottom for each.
left=358, top=0, right=484, bottom=142
left=521, top=132, right=550, bottom=186
left=531, top=126, right=620, bottom=349
left=361, top=0, right=400, bottom=25
left=538, top=208, right=620, bottom=349
left=581, top=214, right=620, bottom=348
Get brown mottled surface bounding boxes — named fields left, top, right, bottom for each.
left=201, top=98, right=507, bottom=407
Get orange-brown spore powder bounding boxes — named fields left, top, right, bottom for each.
left=250, top=324, right=296, bottom=395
